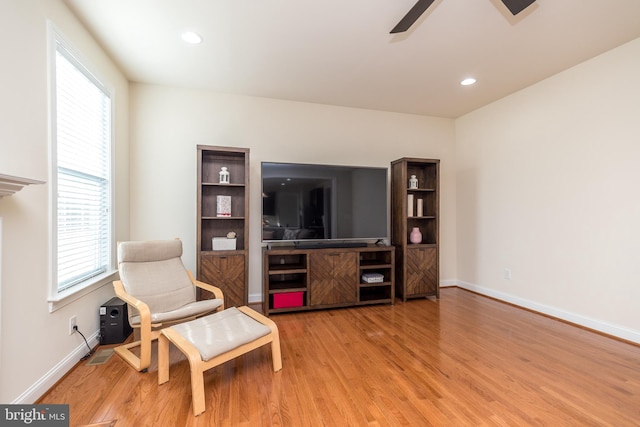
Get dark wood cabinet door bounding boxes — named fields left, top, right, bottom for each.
left=200, top=253, right=246, bottom=308
left=406, top=247, right=437, bottom=297
left=309, top=252, right=357, bottom=306
left=309, top=253, right=333, bottom=306
left=332, top=252, right=358, bottom=304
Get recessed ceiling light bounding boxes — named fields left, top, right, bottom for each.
left=181, top=31, right=203, bottom=44
left=460, top=78, right=477, bottom=86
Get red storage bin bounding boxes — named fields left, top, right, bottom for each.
left=273, top=291, right=304, bottom=309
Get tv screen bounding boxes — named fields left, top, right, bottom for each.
left=262, top=162, right=388, bottom=243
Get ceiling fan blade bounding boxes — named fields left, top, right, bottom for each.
left=390, top=0, right=436, bottom=34
left=501, top=0, right=536, bottom=15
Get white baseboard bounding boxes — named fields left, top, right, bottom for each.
left=13, top=330, right=100, bottom=404
left=455, top=280, right=640, bottom=344
left=248, top=292, right=262, bottom=304
left=440, top=279, right=457, bottom=288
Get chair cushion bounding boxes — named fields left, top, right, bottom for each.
left=129, top=298, right=224, bottom=326
left=169, top=307, right=271, bottom=362
left=118, top=240, right=196, bottom=315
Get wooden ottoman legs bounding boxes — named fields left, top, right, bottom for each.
left=158, top=306, right=282, bottom=416
left=158, top=331, right=207, bottom=415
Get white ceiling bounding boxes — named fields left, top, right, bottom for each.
left=63, top=0, right=640, bottom=118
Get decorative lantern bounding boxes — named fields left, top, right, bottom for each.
left=409, top=175, right=418, bottom=189
left=219, top=167, right=230, bottom=184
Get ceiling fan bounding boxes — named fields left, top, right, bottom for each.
left=390, top=0, right=536, bottom=34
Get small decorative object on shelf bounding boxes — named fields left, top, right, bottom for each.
left=416, top=198, right=423, bottom=217
left=362, top=272, right=384, bottom=283
left=216, top=195, right=231, bottom=217
left=407, top=194, right=414, bottom=217
left=212, top=236, right=237, bottom=250
left=410, top=227, right=422, bottom=244
left=409, top=174, right=418, bottom=189
left=219, top=167, right=230, bottom=184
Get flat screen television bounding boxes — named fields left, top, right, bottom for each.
left=261, top=162, right=388, bottom=247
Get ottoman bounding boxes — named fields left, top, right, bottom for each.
left=158, top=306, right=282, bottom=415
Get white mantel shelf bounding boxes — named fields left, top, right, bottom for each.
left=0, top=173, right=45, bottom=197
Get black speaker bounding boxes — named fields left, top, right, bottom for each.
left=100, top=297, right=133, bottom=344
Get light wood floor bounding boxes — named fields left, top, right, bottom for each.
left=39, top=288, right=640, bottom=426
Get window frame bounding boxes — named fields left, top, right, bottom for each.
left=47, top=23, right=117, bottom=311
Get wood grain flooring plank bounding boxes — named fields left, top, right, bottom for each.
left=38, top=289, right=640, bottom=426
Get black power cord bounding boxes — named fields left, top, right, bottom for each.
left=73, top=325, right=94, bottom=361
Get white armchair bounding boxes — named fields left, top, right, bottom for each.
left=113, top=239, right=224, bottom=372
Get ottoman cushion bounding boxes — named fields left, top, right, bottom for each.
left=169, top=307, right=271, bottom=362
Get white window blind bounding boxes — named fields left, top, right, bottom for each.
left=54, top=37, right=112, bottom=293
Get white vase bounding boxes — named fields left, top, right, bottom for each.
left=409, top=175, right=418, bottom=189
left=410, top=227, right=422, bottom=244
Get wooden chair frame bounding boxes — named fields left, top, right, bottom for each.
left=113, top=270, right=224, bottom=372
left=158, top=306, right=282, bottom=416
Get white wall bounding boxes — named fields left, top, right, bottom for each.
left=456, top=37, right=640, bottom=341
left=129, top=85, right=457, bottom=301
left=0, top=0, right=129, bottom=402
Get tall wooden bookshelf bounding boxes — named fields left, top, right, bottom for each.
left=196, top=145, right=249, bottom=308
left=391, top=158, right=440, bottom=301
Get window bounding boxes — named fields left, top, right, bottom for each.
left=50, top=27, right=114, bottom=303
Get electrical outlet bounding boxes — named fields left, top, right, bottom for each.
left=69, top=315, right=77, bottom=335
left=503, top=268, right=512, bottom=280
